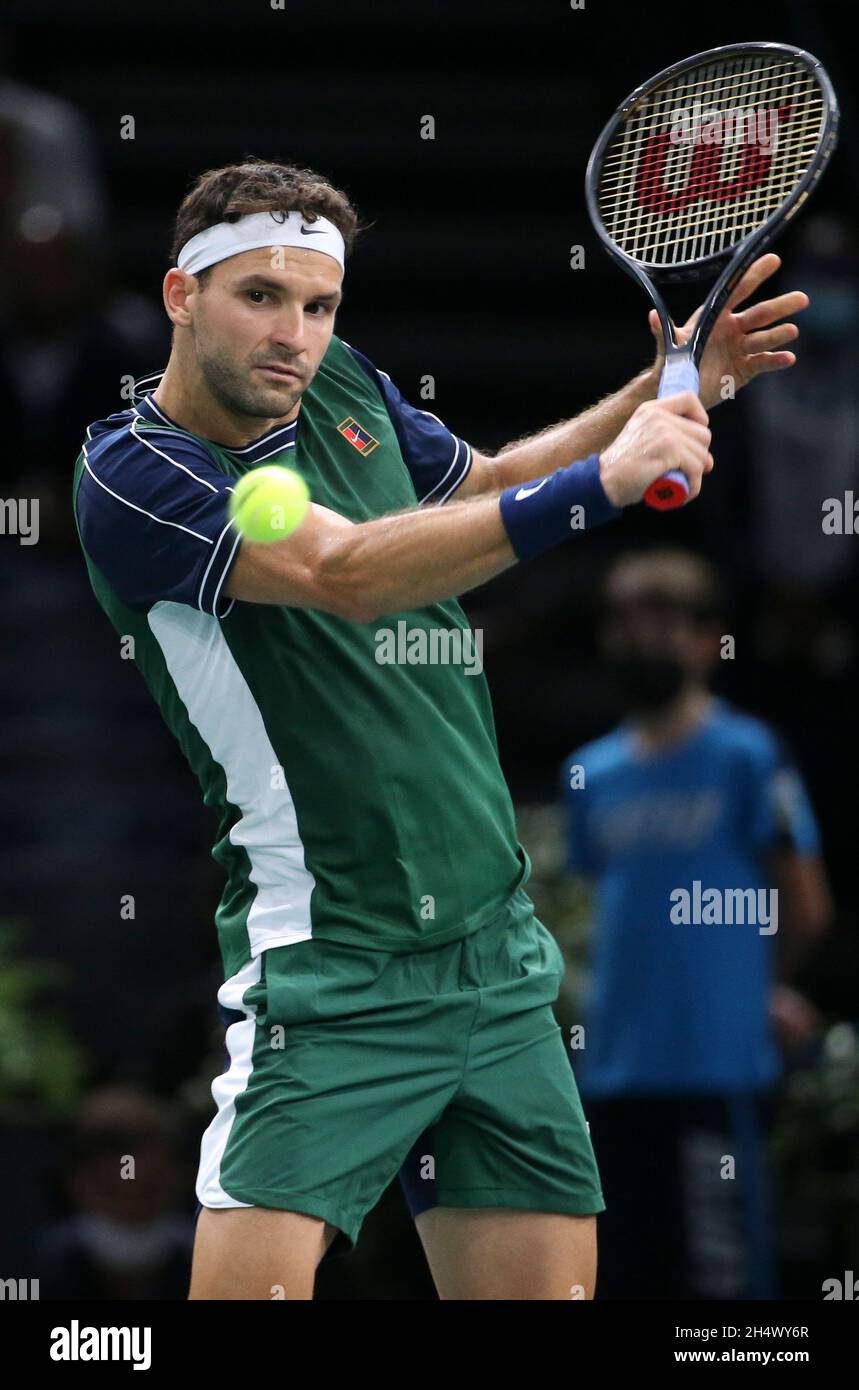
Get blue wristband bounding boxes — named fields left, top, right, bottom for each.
left=498, top=454, right=622, bottom=562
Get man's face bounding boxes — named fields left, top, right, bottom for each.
left=184, top=246, right=343, bottom=421
left=600, top=588, right=722, bottom=715
left=603, top=595, right=706, bottom=674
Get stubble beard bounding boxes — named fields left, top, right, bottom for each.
left=196, top=340, right=306, bottom=423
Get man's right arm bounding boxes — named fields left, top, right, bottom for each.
left=224, top=493, right=516, bottom=622
left=225, top=393, right=713, bottom=620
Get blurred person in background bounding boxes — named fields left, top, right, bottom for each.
left=0, top=47, right=167, bottom=537
left=0, top=47, right=208, bottom=1120
left=33, top=1085, right=194, bottom=1300
left=560, top=549, right=832, bottom=1299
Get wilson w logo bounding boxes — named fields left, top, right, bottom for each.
left=635, top=105, right=793, bottom=214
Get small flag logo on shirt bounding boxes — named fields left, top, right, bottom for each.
left=337, top=416, right=380, bottom=456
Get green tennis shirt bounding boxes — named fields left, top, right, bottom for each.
left=74, top=333, right=528, bottom=980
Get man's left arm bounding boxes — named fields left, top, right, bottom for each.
left=459, top=252, right=809, bottom=499
left=754, top=743, right=832, bottom=978
left=770, top=848, right=832, bottom=978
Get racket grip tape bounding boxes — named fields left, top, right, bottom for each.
left=644, top=358, right=701, bottom=511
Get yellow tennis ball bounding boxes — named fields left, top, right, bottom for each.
left=229, top=465, right=310, bottom=543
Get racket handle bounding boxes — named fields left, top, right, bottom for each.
left=644, top=358, right=701, bottom=511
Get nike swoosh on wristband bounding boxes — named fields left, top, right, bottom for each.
left=514, top=478, right=550, bottom=501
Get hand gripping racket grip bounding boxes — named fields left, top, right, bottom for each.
left=644, top=357, right=701, bottom=511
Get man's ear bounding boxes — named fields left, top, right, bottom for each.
left=162, top=268, right=195, bottom=328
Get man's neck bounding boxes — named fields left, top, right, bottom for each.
left=631, top=686, right=713, bottom=756
left=151, top=358, right=300, bottom=449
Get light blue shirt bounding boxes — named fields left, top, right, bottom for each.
left=561, top=700, right=820, bottom=1095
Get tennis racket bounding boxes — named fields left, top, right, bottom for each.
left=586, top=41, right=838, bottom=510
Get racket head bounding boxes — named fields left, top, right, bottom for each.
left=586, top=41, right=839, bottom=351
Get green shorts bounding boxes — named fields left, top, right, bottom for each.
left=196, top=887, right=605, bottom=1252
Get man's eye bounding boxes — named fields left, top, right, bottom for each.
left=306, top=302, right=330, bottom=316
left=247, top=290, right=269, bottom=304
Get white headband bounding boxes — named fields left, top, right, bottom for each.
left=177, top=209, right=346, bottom=276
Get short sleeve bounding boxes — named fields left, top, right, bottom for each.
left=746, top=734, right=821, bottom=857
left=560, top=751, right=597, bottom=875
left=75, top=419, right=242, bottom=617
left=344, top=342, right=472, bottom=504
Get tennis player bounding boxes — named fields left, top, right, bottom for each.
left=73, top=159, right=808, bottom=1300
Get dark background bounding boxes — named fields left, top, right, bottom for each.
left=0, top=0, right=856, bottom=1299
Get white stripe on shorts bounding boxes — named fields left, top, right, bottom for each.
left=196, top=955, right=262, bottom=1208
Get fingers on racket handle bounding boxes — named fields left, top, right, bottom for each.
left=649, top=357, right=698, bottom=507
left=644, top=470, right=690, bottom=511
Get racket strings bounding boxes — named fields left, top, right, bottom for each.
left=604, top=61, right=815, bottom=122
left=598, top=131, right=827, bottom=197
left=597, top=55, right=826, bottom=267
left=598, top=115, right=825, bottom=179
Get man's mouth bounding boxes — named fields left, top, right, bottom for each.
left=256, top=364, right=302, bottom=383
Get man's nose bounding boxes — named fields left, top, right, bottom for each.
left=270, top=307, right=307, bottom=353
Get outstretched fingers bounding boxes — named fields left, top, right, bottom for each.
left=743, top=323, right=801, bottom=353
left=745, top=350, right=798, bottom=375
left=736, top=290, right=810, bottom=331
left=723, top=252, right=783, bottom=312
